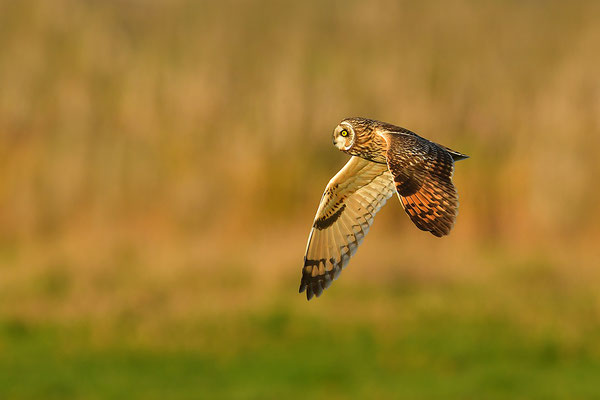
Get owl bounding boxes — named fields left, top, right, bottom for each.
left=300, top=117, right=468, bottom=300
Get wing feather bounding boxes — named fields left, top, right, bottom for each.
left=379, top=131, right=466, bottom=237
left=299, top=156, right=395, bottom=300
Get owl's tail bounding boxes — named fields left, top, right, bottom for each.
left=442, top=145, right=469, bottom=162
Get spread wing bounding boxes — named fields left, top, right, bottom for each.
left=300, top=156, right=395, bottom=300
left=379, top=131, right=466, bottom=237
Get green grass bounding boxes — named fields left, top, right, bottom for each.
left=2, top=308, right=600, bottom=400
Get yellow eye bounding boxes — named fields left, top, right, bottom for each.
left=340, top=129, right=349, bottom=137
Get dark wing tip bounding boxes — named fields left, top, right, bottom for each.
left=300, top=277, right=325, bottom=301
left=429, top=224, right=451, bottom=237
left=306, top=287, right=315, bottom=301
left=299, top=282, right=319, bottom=301
left=299, top=282, right=306, bottom=293
left=299, top=282, right=315, bottom=301
left=300, top=259, right=337, bottom=300
left=405, top=207, right=454, bottom=237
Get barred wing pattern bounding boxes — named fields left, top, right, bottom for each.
left=380, top=131, right=462, bottom=237
left=300, top=157, right=396, bottom=300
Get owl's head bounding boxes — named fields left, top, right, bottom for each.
left=332, top=121, right=357, bottom=151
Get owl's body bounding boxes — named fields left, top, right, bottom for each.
left=300, top=117, right=468, bottom=300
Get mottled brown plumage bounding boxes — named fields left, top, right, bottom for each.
left=300, top=118, right=468, bottom=300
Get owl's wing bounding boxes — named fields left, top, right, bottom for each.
left=379, top=131, right=466, bottom=237
left=300, top=156, right=395, bottom=300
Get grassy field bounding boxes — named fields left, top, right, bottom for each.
left=2, top=235, right=599, bottom=398
left=2, top=315, right=600, bottom=399
left=2, top=269, right=600, bottom=399
left=1, top=0, right=600, bottom=398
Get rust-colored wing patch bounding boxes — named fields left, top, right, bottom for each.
left=398, top=176, right=457, bottom=237
left=380, top=131, right=465, bottom=237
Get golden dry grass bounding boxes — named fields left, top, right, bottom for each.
left=2, top=0, right=599, bottom=320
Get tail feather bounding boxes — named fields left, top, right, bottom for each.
left=442, top=146, right=469, bottom=162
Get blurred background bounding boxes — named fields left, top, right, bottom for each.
left=1, top=0, right=600, bottom=398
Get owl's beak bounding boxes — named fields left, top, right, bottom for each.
left=332, top=135, right=345, bottom=150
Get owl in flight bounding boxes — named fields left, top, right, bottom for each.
left=300, top=117, right=468, bottom=300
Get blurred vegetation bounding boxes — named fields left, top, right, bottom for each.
left=1, top=0, right=600, bottom=398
